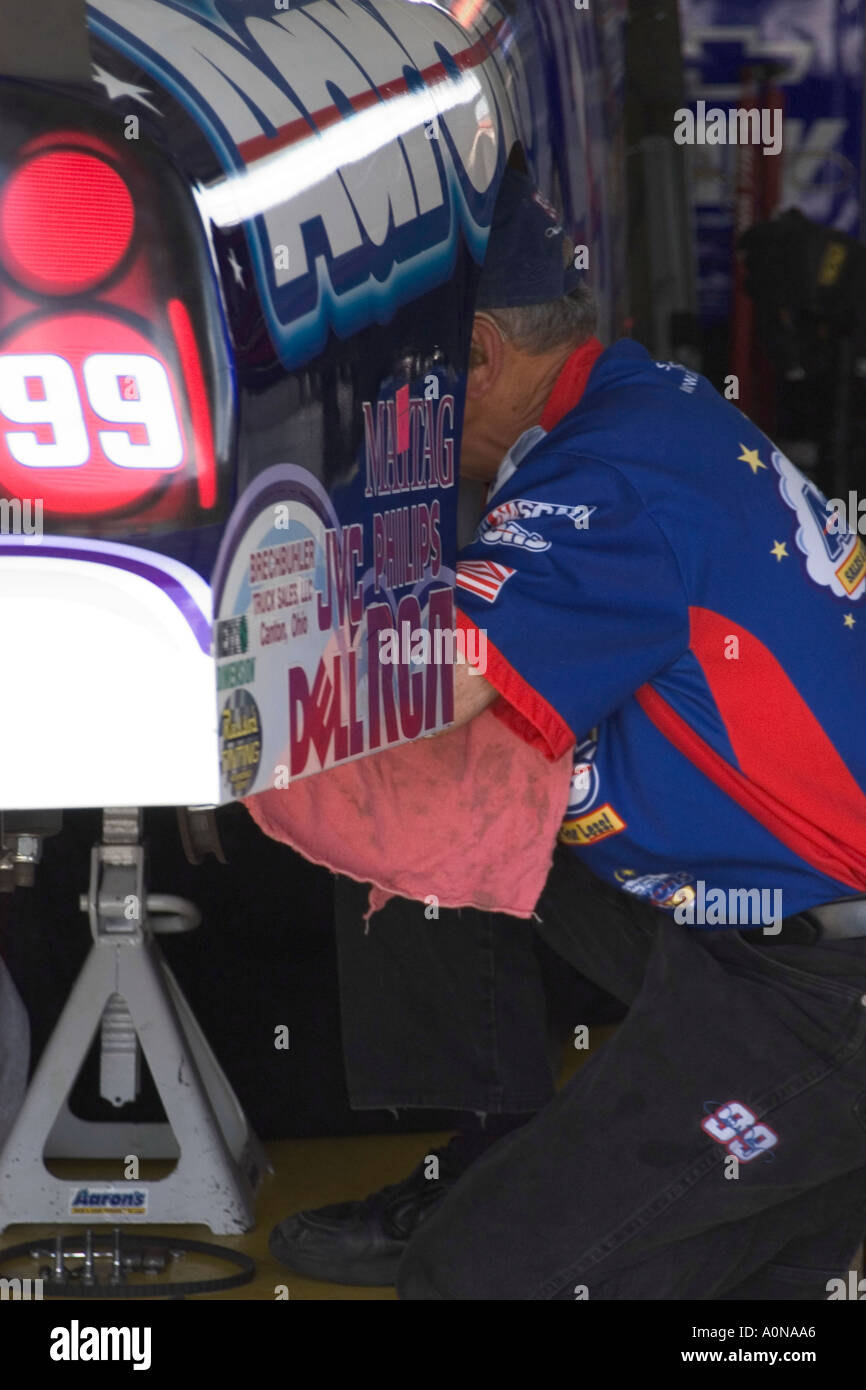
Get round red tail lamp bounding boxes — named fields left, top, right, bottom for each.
left=0, top=150, right=134, bottom=296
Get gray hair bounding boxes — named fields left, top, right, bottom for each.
left=485, top=282, right=598, bottom=356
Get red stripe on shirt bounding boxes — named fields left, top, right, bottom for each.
left=636, top=607, right=866, bottom=891
left=451, top=341, right=602, bottom=757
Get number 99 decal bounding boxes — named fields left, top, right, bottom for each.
left=0, top=312, right=187, bottom=515
left=0, top=352, right=182, bottom=469
left=702, top=1100, right=778, bottom=1163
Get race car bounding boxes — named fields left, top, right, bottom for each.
left=0, top=0, right=627, bottom=1231
left=0, top=0, right=627, bottom=810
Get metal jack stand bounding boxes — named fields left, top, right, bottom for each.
left=0, top=809, right=270, bottom=1233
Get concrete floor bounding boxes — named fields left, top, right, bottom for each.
left=0, top=1132, right=451, bottom=1300
left=0, top=1029, right=613, bottom=1301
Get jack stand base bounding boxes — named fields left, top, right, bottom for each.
left=0, top=808, right=271, bottom=1234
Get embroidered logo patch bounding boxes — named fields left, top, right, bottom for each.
left=567, top=729, right=600, bottom=815
left=772, top=449, right=866, bottom=599
left=478, top=498, right=595, bottom=553
left=702, top=1101, right=778, bottom=1163
left=456, top=560, right=515, bottom=604
left=620, top=870, right=695, bottom=910
left=559, top=803, right=625, bottom=846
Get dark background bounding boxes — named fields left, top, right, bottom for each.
left=0, top=804, right=616, bottom=1140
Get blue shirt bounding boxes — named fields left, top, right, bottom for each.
left=455, top=339, right=866, bottom=922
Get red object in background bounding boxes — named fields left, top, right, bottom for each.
left=0, top=151, right=134, bottom=296
left=168, top=298, right=217, bottom=509
left=730, top=75, right=785, bottom=432
left=0, top=131, right=220, bottom=526
left=0, top=313, right=186, bottom=515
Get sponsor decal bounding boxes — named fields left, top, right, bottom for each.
left=212, top=462, right=456, bottom=787
left=69, top=1186, right=148, bottom=1216
left=90, top=0, right=523, bottom=368
left=217, top=657, right=256, bottom=692
left=559, top=802, right=626, bottom=847
left=479, top=497, right=594, bottom=552
left=619, top=870, right=695, bottom=910
left=362, top=391, right=453, bottom=595
left=363, top=394, right=455, bottom=501
left=567, top=729, right=600, bottom=815
left=220, top=687, right=262, bottom=799
left=772, top=448, right=866, bottom=599
left=701, top=1101, right=778, bottom=1163
left=216, top=614, right=248, bottom=658
left=837, top=542, right=866, bottom=595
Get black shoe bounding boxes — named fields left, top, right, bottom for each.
left=268, top=1132, right=478, bottom=1287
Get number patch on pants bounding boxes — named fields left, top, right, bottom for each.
left=702, top=1101, right=778, bottom=1162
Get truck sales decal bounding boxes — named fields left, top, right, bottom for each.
left=211, top=445, right=456, bottom=792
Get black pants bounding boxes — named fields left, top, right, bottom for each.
left=333, top=874, right=623, bottom=1115
left=397, top=848, right=866, bottom=1300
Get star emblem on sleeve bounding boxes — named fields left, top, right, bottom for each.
left=738, top=444, right=767, bottom=474
left=844, top=613, right=856, bottom=628
left=770, top=540, right=788, bottom=561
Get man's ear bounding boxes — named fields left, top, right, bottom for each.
left=467, top=313, right=505, bottom=399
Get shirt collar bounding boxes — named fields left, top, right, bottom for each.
left=540, top=334, right=605, bottom=432
left=488, top=425, right=547, bottom=500
left=487, top=335, right=605, bottom=501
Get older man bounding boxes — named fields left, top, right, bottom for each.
left=395, top=170, right=866, bottom=1301
left=268, top=173, right=616, bottom=1289
left=278, top=168, right=866, bottom=1300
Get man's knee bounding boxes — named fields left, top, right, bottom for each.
left=397, top=1195, right=483, bottom=1300
left=394, top=1251, right=444, bottom=1301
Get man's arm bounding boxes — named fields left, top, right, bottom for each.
left=450, top=662, right=498, bottom=729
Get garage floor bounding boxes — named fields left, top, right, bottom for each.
left=0, top=1032, right=610, bottom=1301
left=0, top=1132, right=444, bottom=1301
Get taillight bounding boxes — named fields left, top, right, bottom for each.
left=0, top=90, right=229, bottom=539
left=0, top=149, right=134, bottom=295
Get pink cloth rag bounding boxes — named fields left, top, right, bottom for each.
left=243, top=708, right=573, bottom=919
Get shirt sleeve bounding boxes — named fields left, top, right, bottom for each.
left=455, top=454, right=689, bottom=760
